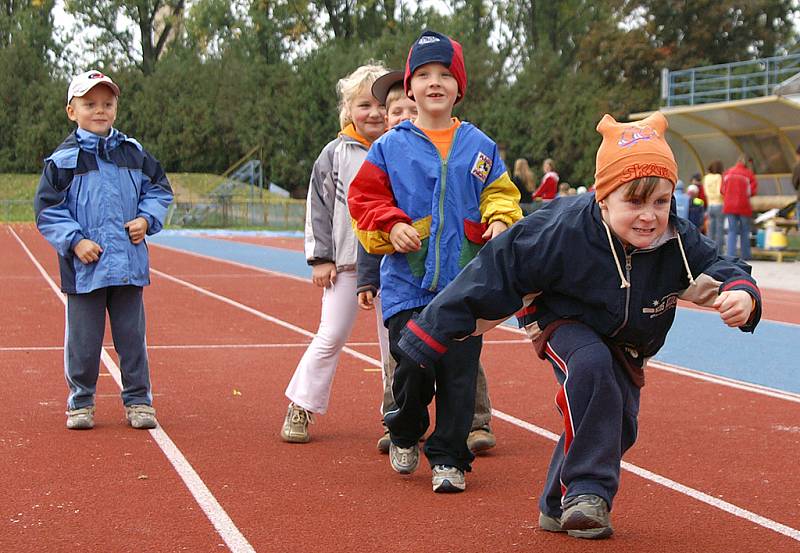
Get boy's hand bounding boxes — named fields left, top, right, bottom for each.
left=712, top=290, right=754, bottom=328
left=124, top=217, right=149, bottom=244
left=358, top=290, right=375, bottom=310
left=389, top=222, right=421, bottom=253
left=73, top=239, right=103, bottom=264
left=311, top=262, right=337, bottom=288
left=482, top=220, right=509, bottom=241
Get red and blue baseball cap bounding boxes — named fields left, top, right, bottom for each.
left=404, top=30, right=467, bottom=104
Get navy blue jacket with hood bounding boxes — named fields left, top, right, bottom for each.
left=397, top=193, right=761, bottom=386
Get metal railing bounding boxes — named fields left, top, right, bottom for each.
left=1, top=198, right=306, bottom=230
left=166, top=197, right=306, bottom=229
left=662, top=53, right=800, bottom=106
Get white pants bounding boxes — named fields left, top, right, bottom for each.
left=285, top=270, right=359, bottom=414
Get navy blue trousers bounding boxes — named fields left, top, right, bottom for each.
left=65, top=285, right=151, bottom=409
left=384, top=308, right=481, bottom=472
left=539, top=323, right=640, bottom=517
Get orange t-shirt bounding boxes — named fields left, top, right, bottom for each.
left=418, top=119, right=460, bottom=159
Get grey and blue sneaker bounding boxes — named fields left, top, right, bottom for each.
left=431, top=465, right=465, bottom=493
left=559, top=494, right=613, bottom=539
left=538, top=512, right=566, bottom=533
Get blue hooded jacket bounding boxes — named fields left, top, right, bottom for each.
left=34, top=128, right=173, bottom=294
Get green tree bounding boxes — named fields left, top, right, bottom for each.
left=65, top=0, right=186, bottom=74
left=0, top=0, right=69, bottom=172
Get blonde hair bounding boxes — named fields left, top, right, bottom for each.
left=385, top=82, right=407, bottom=110
left=337, top=62, right=388, bottom=130
left=543, top=158, right=556, bottom=172
left=513, top=158, right=535, bottom=191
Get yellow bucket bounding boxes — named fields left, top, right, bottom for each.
left=766, top=228, right=788, bottom=250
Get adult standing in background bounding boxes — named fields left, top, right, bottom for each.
left=531, top=158, right=558, bottom=201
left=793, top=145, right=800, bottom=228
left=703, top=160, right=725, bottom=251
left=722, top=155, right=758, bottom=260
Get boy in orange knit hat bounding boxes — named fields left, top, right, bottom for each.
left=384, top=111, right=761, bottom=537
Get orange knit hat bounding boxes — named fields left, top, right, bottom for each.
left=593, top=112, right=677, bottom=202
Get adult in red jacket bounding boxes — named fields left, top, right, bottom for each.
left=531, top=158, right=558, bottom=200
left=722, top=155, right=758, bottom=259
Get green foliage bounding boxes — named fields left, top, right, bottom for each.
left=1, top=0, right=798, bottom=193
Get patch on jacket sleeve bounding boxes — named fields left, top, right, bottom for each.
left=470, top=152, right=492, bottom=183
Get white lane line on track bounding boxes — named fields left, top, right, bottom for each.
left=150, top=242, right=309, bottom=283
left=492, top=324, right=800, bottom=403
left=0, top=339, right=527, bottom=353
left=10, top=228, right=256, bottom=553
left=490, top=410, right=800, bottom=542
left=148, top=263, right=800, bottom=543
left=151, top=268, right=383, bottom=368
left=150, top=241, right=800, bottom=396
left=648, top=360, right=800, bottom=404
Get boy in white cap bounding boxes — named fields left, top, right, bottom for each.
left=35, top=70, right=173, bottom=430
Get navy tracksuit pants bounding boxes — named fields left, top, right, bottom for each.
left=384, top=308, right=481, bottom=472
left=65, top=285, right=152, bottom=410
left=540, top=323, right=640, bottom=517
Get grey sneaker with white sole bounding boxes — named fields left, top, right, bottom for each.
left=125, top=404, right=157, bottom=429
left=431, top=465, right=465, bottom=493
left=389, top=442, right=420, bottom=474
left=560, top=494, right=613, bottom=539
left=66, top=406, right=95, bottom=430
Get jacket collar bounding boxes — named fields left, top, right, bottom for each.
left=76, top=127, right=126, bottom=160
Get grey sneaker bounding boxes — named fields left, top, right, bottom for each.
left=280, top=402, right=312, bottom=443
left=431, top=465, right=465, bottom=493
left=377, top=430, right=391, bottom=454
left=467, top=426, right=496, bottom=453
left=389, top=442, right=419, bottom=474
left=538, top=512, right=565, bottom=533
left=125, top=404, right=157, bottom=429
left=560, top=494, right=613, bottom=539
left=66, top=406, right=95, bottom=430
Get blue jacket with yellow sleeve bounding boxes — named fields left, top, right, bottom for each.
left=348, top=119, right=522, bottom=321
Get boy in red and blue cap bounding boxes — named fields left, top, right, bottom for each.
left=348, top=30, right=522, bottom=493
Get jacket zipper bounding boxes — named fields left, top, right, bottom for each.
left=409, top=125, right=460, bottom=292
left=610, top=248, right=633, bottom=338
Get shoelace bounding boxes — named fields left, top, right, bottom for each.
left=290, top=405, right=313, bottom=425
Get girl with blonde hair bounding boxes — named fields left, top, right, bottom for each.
left=281, top=63, right=389, bottom=443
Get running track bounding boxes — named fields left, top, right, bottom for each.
left=2, top=224, right=799, bottom=552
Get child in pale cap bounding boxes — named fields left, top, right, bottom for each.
left=35, top=68, right=172, bottom=431
left=66, top=70, right=120, bottom=105
left=385, top=111, right=761, bottom=538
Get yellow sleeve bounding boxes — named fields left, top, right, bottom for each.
left=479, top=172, right=523, bottom=226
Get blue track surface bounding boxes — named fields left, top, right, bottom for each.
left=150, top=233, right=800, bottom=394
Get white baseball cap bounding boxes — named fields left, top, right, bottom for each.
left=67, top=70, right=120, bottom=105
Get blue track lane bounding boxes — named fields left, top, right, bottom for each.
left=149, top=233, right=800, bottom=394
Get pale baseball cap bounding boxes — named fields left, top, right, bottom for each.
left=67, top=70, right=120, bottom=105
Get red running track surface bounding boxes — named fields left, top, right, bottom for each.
left=2, top=224, right=799, bottom=552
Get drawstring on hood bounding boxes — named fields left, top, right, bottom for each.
left=601, top=218, right=696, bottom=289
left=601, top=219, right=631, bottom=289
left=675, top=231, right=697, bottom=287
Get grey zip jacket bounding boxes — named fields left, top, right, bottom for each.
left=304, top=130, right=368, bottom=271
